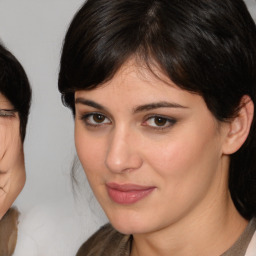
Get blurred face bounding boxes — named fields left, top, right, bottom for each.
left=0, top=93, right=25, bottom=219
left=75, top=61, right=230, bottom=235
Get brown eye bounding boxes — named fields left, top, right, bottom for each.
left=143, top=115, right=176, bottom=129
left=154, top=117, right=167, bottom=126
left=93, top=114, right=106, bottom=123
left=81, top=113, right=111, bottom=126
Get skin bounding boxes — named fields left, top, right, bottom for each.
left=75, top=60, right=252, bottom=256
left=0, top=93, right=25, bottom=219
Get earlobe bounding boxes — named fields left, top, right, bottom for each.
left=222, top=95, right=254, bottom=155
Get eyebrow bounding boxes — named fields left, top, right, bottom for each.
left=75, top=98, right=188, bottom=113
left=133, top=101, right=188, bottom=113
left=75, top=98, right=105, bottom=110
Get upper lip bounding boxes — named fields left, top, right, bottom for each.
left=106, top=182, right=155, bottom=192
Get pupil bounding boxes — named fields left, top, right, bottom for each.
left=93, top=114, right=105, bottom=123
left=155, top=117, right=166, bottom=126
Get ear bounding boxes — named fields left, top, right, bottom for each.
left=222, top=95, right=254, bottom=155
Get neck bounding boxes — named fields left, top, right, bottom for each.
left=131, top=156, right=248, bottom=256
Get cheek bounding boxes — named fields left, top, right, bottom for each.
left=149, top=119, right=220, bottom=173
left=0, top=122, right=21, bottom=172
left=75, top=130, right=108, bottom=207
left=75, top=125, right=106, bottom=181
left=0, top=121, right=24, bottom=218
left=0, top=124, right=9, bottom=159
left=146, top=124, right=222, bottom=195
left=135, top=127, right=224, bottom=227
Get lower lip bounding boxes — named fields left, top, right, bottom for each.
left=107, top=187, right=155, bottom=205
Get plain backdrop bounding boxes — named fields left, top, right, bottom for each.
left=0, top=0, right=255, bottom=255
left=0, top=1, right=107, bottom=255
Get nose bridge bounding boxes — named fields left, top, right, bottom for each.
left=105, top=124, right=142, bottom=173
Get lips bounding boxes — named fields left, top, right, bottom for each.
left=106, top=183, right=155, bottom=205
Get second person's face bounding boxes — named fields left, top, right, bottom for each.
left=0, top=93, right=25, bottom=219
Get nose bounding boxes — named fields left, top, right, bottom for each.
left=105, top=127, right=143, bottom=173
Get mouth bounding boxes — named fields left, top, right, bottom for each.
left=106, top=183, right=156, bottom=205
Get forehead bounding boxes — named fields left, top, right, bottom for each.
left=77, top=59, right=179, bottom=96
left=107, top=58, right=177, bottom=88
left=0, top=93, right=13, bottom=109
left=76, top=60, right=186, bottom=99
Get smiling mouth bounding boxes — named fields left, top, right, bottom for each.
left=106, top=183, right=156, bottom=205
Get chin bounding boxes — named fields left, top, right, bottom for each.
left=107, top=210, right=152, bottom=235
left=112, top=223, right=145, bottom=235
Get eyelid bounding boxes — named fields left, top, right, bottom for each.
left=142, top=114, right=177, bottom=129
left=0, top=109, right=17, bottom=117
left=79, top=112, right=112, bottom=127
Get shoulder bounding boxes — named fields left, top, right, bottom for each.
left=76, top=223, right=131, bottom=256
left=245, top=218, right=256, bottom=256
left=0, top=207, right=19, bottom=256
left=245, top=231, right=256, bottom=256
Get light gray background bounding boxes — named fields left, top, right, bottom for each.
left=0, top=1, right=107, bottom=255
left=0, top=0, right=255, bottom=255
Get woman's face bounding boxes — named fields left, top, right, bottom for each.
left=0, top=93, right=25, bottom=219
left=75, top=61, right=230, bottom=235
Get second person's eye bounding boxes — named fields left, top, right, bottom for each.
left=0, top=109, right=16, bottom=118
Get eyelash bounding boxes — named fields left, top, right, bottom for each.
left=142, top=115, right=177, bottom=130
left=79, top=112, right=177, bottom=130
left=79, top=112, right=112, bottom=127
left=0, top=109, right=16, bottom=118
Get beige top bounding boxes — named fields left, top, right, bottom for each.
left=77, top=218, right=256, bottom=256
left=0, top=208, right=19, bottom=256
